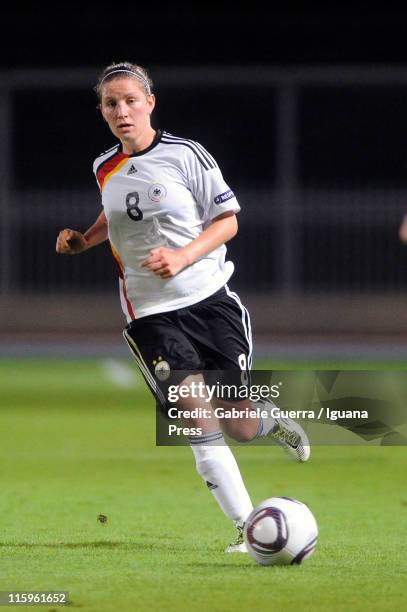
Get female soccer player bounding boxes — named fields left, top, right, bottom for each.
left=56, top=62, right=309, bottom=552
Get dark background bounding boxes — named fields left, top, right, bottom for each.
left=4, top=5, right=407, bottom=300
left=6, top=5, right=407, bottom=191
left=2, top=6, right=407, bottom=68
left=3, top=6, right=406, bottom=181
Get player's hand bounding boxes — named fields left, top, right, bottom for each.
left=399, top=214, right=407, bottom=243
left=56, top=228, right=88, bottom=255
left=141, top=247, right=189, bottom=278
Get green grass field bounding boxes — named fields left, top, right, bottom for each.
left=1, top=359, right=406, bottom=611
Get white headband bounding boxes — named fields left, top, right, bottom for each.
left=100, top=69, right=152, bottom=95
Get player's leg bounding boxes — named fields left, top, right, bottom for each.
left=189, top=437, right=250, bottom=552
left=216, top=396, right=311, bottom=462
left=178, top=373, right=252, bottom=551
left=180, top=286, right=310, bottom=462
left=123, top=316, right=253, bottom=549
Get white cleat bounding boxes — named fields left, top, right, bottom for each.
left=225, top=542, right=247, bottom=553
left=225, top=524, right=248, bottom=553
left=269, top=416, right=311, bottom=462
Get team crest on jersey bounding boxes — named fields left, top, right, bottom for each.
left=153, top=356, right=171, bottom=381
left=148, top=183, right=167, bottom=202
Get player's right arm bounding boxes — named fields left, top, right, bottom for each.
left=56, top=211, right=108, bottom=255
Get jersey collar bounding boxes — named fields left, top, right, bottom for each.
left=120, top=129, right=162, bottom=157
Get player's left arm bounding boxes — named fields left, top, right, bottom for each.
left=141, top=212, right=237, bottom=279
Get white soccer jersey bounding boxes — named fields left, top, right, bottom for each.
left=93, top=130, right=241, bottom=322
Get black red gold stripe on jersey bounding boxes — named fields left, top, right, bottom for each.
left=96, top=153, right=129, bottom=192
left=110, top=242, right=135, bottom=321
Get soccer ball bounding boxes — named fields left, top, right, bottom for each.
left=243, top=496, right=318, bottom=566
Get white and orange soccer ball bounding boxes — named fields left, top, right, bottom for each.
left=243, top=497, right=318, bottom=566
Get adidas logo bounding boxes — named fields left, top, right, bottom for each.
left=127, top=164, right=137, bottom=175
left=206, top=481, right=218, bottom=490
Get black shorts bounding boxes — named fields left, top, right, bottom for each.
left=123, top=286, right=252, bottom=407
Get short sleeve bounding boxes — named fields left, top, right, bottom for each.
left=186, top=143, right=241, bottom=222
left=92, top=159, right=102, bottom=195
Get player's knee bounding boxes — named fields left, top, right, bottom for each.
left=227, top=427, right=256, bottom=443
